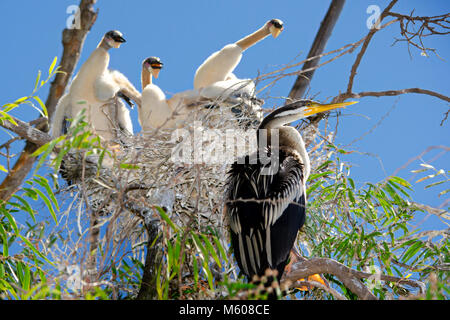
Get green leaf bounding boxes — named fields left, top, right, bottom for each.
left=348, top=177, right=355, bottom=189
left=402, top=241, right=424, bottom=262
left=155, top=206, right=177, bottom=231
left=33, top=188, right=57, bottom=224
left=48, top=56, right=58, bottom=76
left=22, top=264, right=31, bottom=292
left=33, top=175, right=59, bottom=212
left=33, top=96, right=48, bottom=118
left=191, top=232, right=208, bottom=261
left=17, top=234, right=54, bottom=266
left=200, top=234, right=221, bottom=268
left=308, top=170, right=334, bottom=181
left=14, top=96, right=29, bottom=105
left=3, top=210, right=19, bottom=234
left=0, top=110, right=18, bottom=126
left=425, top=179, right=448, bottom=189
left=389, top=176, right=412, bottom=189
left=212, top=236, right=228, bottom=264
left=315, top=160, right=333, bottom=171
left=33, top=138, right=60, bottom=173
left=119, top=163, right=140, bottom=170
left=0, top=223, right=9, bottom=257
left=192, top=256, right=199, bottom=291
left=11, top=195, right=36, bottom=223
left=33, top=70, right=42, bottom=92
left=388, top=181, right=411, bottom=198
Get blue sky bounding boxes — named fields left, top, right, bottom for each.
left=0, top=1, right=448, bottom=225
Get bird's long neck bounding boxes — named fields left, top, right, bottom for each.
left=279, top=127, right=310, bottom=180
left=258, top=109, right=311, bottom=180
left=98, top=37, right=112, bottom=50
left=141, top=67, right=152, bottom=90
left=235, top=24, right=270, bottom=51
left=70, top=46, right=109, bottom=100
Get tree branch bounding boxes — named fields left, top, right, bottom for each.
left=283, top=257, right=378, bottom=300
left=336, top=87, right=450, bottom=103
left=387, top=11, right=450, bottom=57
left=345, top=0, right=398, bottom=97
left=0, top=117, right=52, bottom=147
left=283, top=257, right=426, bottom=300
left=287, top=0, right=346, bottom=102
left=0, top=0, right=98, bottom=202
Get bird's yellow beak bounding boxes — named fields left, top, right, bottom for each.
left=269, top=25, right=283, bottom=38
left=304, top=101, right=358, bottom=116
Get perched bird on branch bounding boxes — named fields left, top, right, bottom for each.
left=51, top=30, right=141, bottom=143
left=225, top=99, right=358, bottom=298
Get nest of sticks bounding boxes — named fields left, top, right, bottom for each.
left=52, top=92, right=264, bottom=296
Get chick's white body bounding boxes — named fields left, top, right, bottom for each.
left=51, top=46, right=137, bottom=141
left=140, top=83, right=175, bottom=131
left=194, top=44, right=243, bottom=90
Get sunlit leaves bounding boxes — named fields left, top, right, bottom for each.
left=305, top=153, right=448, bottom=299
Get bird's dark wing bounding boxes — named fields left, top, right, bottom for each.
left=62, top=117, right=69, bottom=135
left=117, top=91, right=134, bottom=109
left=226, top=149, right=305, bottom=280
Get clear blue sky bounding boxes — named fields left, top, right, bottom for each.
left=0, top=1, right=448, bottom=226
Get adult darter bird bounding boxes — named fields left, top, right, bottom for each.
left=225, top=99, right=358, bottom=297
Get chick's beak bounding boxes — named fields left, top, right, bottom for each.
left=269, top=25, right=283, bottom=38
left=304, top=101, right=359, bottom=116
left=116, top=35, right=126, bottom=43
left=151, top=64, right=162, bottom=79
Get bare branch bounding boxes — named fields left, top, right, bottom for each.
left=387, top=11, right=450, bottom=57
left=441, top=108, right=450, bottom=126
left=0, top=117, right=52, bottom=147
left=336, top=87, right=450, bottom=103
left=283, top=257, right=426, bottom=300
left=345, top=0, right=398, bottom=96
left=283, top=257, right=378, bottom=300
left=287, top=0, right=346, bottom=102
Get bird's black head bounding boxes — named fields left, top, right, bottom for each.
left=102, top=30, right=126, bottom=49
left=268, top=19, right=284, bottom=38
left=259, top=99, right=358, bottom=129
left=144, top=56, right=163, bottom=69
left=143, top=56, right=164, bottom=79
left=105, top=30, right=126, bottom=43
left=269, top=19, right=284, bottom=30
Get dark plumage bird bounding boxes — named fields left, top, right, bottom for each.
left=225, top=99, right=358, bottom=294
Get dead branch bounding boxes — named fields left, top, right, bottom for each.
left=440, top=108, right=450, bottom=126
left=0, top=117, right=52, bottom=147
left=345, top=0, right=398, bottom=97
left=335, top=87, right=450, bottom=103
left=287, top=0, right=346, bottom=102
left=387, top=11, right=450, bottom=57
